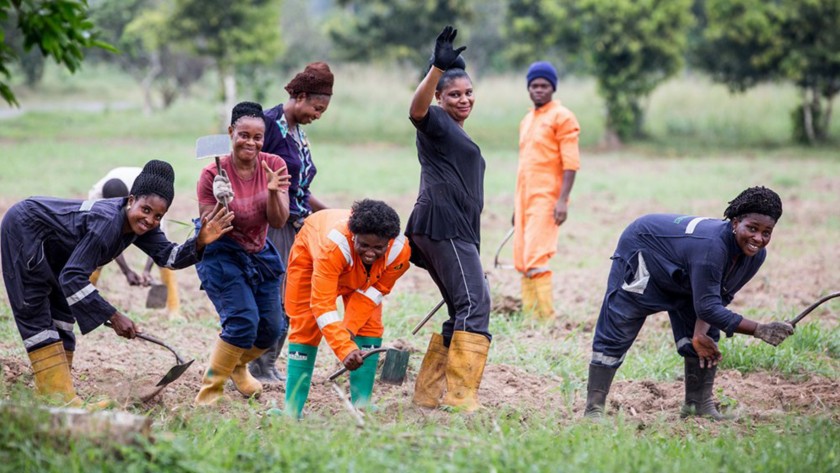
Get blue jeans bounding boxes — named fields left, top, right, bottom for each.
left=196, top=235, right=285, bottom=349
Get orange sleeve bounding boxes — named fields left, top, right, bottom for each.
left=555, top=110, right=581, bottom=172
left=343, top=236, right=411, bottom=334
left=310, top=243, right=358, bottom=361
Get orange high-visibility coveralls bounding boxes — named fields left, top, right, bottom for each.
left=285, top=209, right=411, bottom=362
left=514, top=100, right=580, bottom=276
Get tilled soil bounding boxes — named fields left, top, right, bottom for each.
left=1, top=168, right=838, bottom=426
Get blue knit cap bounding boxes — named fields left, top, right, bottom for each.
left=526, top=61, right=558, bottom=91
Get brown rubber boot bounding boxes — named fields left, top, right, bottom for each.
left=89, top=268, right=102, bottom=286
left=521, top=276, right=537, bottom=314
left=412, top=333, right=449, bottom=408
left=583, top=363, right=617, bottom=418
left=440, top=331, right=490, bottom=412
left=159, top=267, right=181, bottom=319
left=230, top=346, right=267, bottom=398
left=28, top=342, right=83, bottom=407
left=195, top=339, right=244, bottom=406
left=532, top=274, right=555, bottom=321
left=680, top=357, right=727, bottom=420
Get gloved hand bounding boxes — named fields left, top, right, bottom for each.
left=213, top=171, right=234, bottom=204
left=432, top=25, right=467, bottom=71
left=754, top=321, right=795, bottom=346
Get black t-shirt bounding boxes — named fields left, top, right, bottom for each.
left=405, top=106, right=485, bottom=245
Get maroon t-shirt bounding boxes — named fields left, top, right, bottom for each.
left=198, top=152, right=288, bottom=253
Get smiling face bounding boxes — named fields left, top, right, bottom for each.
left=528, top=77, right=554, bottom=107
left=124, top=194, right=168, bottom=235
left=228, top=116, right=265, bottom=164
left=353, top=233, right=390, bottom=266
left=731, top=213, right=776, bottom=256
left=292, top=93, right=331, bottom=125
left=435, top=76, right=474, bottom=125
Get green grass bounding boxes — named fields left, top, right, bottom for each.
left=1, top=62, right=839, bottom=472
left=1, top=400, right=837, bottom=473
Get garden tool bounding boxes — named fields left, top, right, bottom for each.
left=788, top=291, right=840, bottom=327
left=328, top=347, right=409, bottom=385
left=145, top=283, right=167, bottom=309
left=195, top=134, right=232, bottom=211
left=104, top=322, right=194, bottom=388
left=411, top=298, right=446, bottom=335
left=493, top=227, right=515, bottom=270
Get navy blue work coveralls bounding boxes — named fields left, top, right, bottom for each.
left=194, top=230, right=285, bottom=350
left=591, top=214, right=764, bottom=367
left=1, top=197, right=203, bottom=353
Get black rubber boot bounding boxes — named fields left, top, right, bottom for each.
left=248, top=336, right=285, bottom=384
left=680, top=357, right=726, bottom=420
left=583, top=363, right=617, bottom=418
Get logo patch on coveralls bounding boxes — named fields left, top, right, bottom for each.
left=393, top=263, right=404, bottom=270
left=288, top=351, right=309, bottom=361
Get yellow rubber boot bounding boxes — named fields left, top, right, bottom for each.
left=440, top=331, right=490, bottom=412
left=28, top=342, right=83, bottom=407
left=159, top=267, right=181, bottom=319
left=195, top=339, right=244, bottom=406
left=532, top=273, right=555, bottom=321
left=65, top=350, right=74, bottom=370
left=521, top=276, right=537, bottom=314
left=412, top=333, right=449, bottom=408
left=89, top=268, right=102, bottom=286
left=230, top=346, right=266, bottom=398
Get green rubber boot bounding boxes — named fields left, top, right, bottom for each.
left=285, top=343, right=318, bottom=419
left=350, top=336, right=382, bottom=408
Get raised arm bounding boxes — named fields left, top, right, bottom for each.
left=410, top=25, right=465, bottom=121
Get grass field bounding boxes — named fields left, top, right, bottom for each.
left=0, top=64, right=838, bottom=472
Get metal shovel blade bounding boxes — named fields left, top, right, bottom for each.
left=379, top=348, right=409, bottom=385
left=145, top=283, right=167, bottom=309
left=195, top=134, right=231, bottom=160
left=155, top=359, right=195, bottom=387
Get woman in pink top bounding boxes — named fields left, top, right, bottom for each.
left=193, top=101, right=292, bottom=406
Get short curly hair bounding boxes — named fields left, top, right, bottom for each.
left=347, top=199, right=401, bottom=240
left=723, top=186, right=783, bottom=222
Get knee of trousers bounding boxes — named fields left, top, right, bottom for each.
left=220, top=312, right=261, bottom=349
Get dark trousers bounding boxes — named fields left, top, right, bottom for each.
left=196, top=237, right=285, bottom=349
left=591, top=254, right=719, bottom=367
left=1, top=204, right=76, bottom=353
left=409, top=234, right=491, bottom=345
left=266, top=222, right=297, bottom=342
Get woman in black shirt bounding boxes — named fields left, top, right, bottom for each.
left=407, top=26, right=491, bottom=412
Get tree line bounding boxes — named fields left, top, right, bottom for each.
left=2, top=0, right=838, bottom=144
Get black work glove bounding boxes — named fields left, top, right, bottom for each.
left=432, top=25, right=467, bottom=71
left=754, top=321, right=795, bottom=346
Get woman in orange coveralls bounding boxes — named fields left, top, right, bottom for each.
left=284, top=199, right=410, bottom=417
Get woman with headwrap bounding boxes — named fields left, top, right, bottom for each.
left=194, top=101, right=292, bottom=406
left=584, top=186, right=795, bottom=420
left=248, top=62, right=334, bottom=384
left=408, top=26, right=492, bottom=413
left=1, top=160, right=233, bottom=407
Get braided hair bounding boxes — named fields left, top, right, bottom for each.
left=348, top=199, right=401, bottom=240
left=723, top=186, right=783, bottom=222
left=129, top=159, right=175, bottom=208
left=230, top=101, right=264, bottom=127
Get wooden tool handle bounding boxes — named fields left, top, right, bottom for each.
left=328, top=348, right=390, bottom=381
left=789, top=291, right=840, bottom=327
left=411, top=299, right=446, bottom=335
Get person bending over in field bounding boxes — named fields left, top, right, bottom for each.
left=407, top=26, right=492, bottom=413
left=584, top=186, right=795, bottom=420
left=194, top=101, right=292, bottom=406
left=284, top=199, right=411, bottom=418
left=0, top=159, right=233, bottom=407
left=87, top=167, right=182, bottom=318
